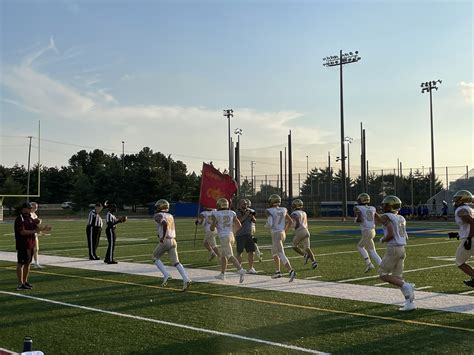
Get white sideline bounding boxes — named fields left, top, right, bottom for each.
left=0, top=251, right=473, bottom=315
left=0, top=291, right=327, bottom=355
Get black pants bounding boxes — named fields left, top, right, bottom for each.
left=86, top=226, right=102, bottom=259
left=105, top=227, right=116, bottom=262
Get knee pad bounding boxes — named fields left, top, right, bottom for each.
left=278, top=252, right=288, bottom=265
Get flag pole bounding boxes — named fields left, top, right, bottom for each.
left=194, top=162, right=206, bottom=246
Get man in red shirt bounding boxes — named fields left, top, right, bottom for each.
left=14, top=202, right=40, bottom=290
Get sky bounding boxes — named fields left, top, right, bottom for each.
left=1, top=0, right=473, bottom=182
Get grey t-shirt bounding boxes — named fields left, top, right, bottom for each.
left=236, top=209, right=253, bottom=237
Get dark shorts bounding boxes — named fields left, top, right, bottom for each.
left=236, top=234, right=256, bottom=254
left=17, top=248, right=34, bottom=265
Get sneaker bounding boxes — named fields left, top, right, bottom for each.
left=463, top=279, right=474, bottom=288
left=161, top=274, right=170, bottom=287
left=208, top=252, right=217, bottom=262
left=289, top=270, right=296, bottom=282
left=364, top=263, right=375, bottom=273
left=24, top=282, right=33, bottom=289
left=271, top=271, right=282, bottom=279
left=107, top=261, right=118, bottom=264
left=407, top=283, right=416, bottom=302
left=215, top=273, right=225, bottom=280
left=181, top=280, right=192, bottom=292
left=303, top=254, right=310, bottom=265
left=239, top=268, right=246, bottom=283
left=247, top=267, right=257, bottom=274
left=16, top=284, right=27, bottom=290
left=399, top=301, right=417, bottom=311
left=311, top=261, right=318, bottom=269
left=93, top=256, right=100, bottom=260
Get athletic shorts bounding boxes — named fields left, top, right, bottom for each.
left=293, top=228, right=310, bottom=249
left=271, top=231, right=286, bottom=257
left=236, top=234, right=256, bottom=254
left=153, top=238, right=179, bottom=265
left=220, top=234, right=235, bottom=258
left=378, top=246, right=406, bottom=278
left=455, top=239, right=474, bottom=266
left=204, top=230, right=217, bottom=248
left=17, top=248, right=34, bottom=265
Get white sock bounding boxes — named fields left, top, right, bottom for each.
left=176, top=263, right=189, bottom=282
left=401, top=282, right=411, bottom=299
left=358, top=246, right=370, bottom=262
left=154, top=259, right=169, bottom=278
left=369, top=250, right=382, bottom=265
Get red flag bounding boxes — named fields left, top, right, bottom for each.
left=199, top=163, right=238, bottom=209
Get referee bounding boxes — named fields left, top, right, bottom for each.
left=105, top=203, right=127, bottom=264
left=86, top=202, right=103, bottom=260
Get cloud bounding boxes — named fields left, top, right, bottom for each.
left=460, top=81, right=474, bottom=103
left=22, top=36, right=58, bottom=67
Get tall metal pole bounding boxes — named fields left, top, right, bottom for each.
left=323, top=50, right=361, bottom=218
left=306, top=155, right=309, bottom=176
left=234, top=128, right=242, bottom=185
left=223, top=109, right=234, bottom=174
left=122, top=141, right=125, bottom=172
left=288, top=130, right=293, bottom=201
left=26, top=136, right=32, bottom=201
left=279, top=151, right=283, bottom=196
left=421, top=80, right=441, bottom=198
left=250, top=161, right=256, bottom=197
left=328, top=151, right=332, bottom=201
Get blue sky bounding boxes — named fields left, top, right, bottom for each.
left=1, top=0, right=472, bottom=181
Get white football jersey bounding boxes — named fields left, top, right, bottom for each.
left=266, top=207, right=288, bottom=232
left=455, top=205, right=473, bottom=240
left=212, top=210, right=237, bottom=238
left=200, top=210, right=215, bottom=233
left=382, top=213, right=407, bottom=246
left=290, top=210, right=307, bottom=231
left=154, top=212, right=176, bottom=239
left=354, top=205, right=376, bottom=230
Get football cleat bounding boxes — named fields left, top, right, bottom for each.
left=161, top=274, right=170, bottom=287
left=291, top=199, right=303, bottom=210
left=399, top=301, right=416, bottom=312
left=247, top=267, right=257, bottom=274
left=268, top=194, right=281, bottom=207
left=208, top=252, right=217, bottom=262
left=289, top=270, right=296, bottom=282
left=357, top=193, right=370, bottom=205
left=271, top=271, right=282, bottom=279
left=215, top=273, right=225, bottom=280
left=155, top=199, right=170, bottom=212
left=311, top=261, right=318, bottom=269
left=216, top=198, right=229, bottom=210
left=364, top=263, right=375, bottom=273
left=181, top=280, right=192, bottom=292
left=381, top=195, right=402, bottom=212
left=239, top=268, right=246, bottom=283
left=407, top=283, right=416, bottom=302
left=452, top=190, right=473, bottom=206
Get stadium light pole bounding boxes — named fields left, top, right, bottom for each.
left=223, top=109, right=234, bottom=174
left=345, top=136, right=353, bottom=197
left=234, top=128, right=242, bottom=186
left=306, top=155, right=309, bottom=176
left=26, top=135, right=33, bottom=201
left=323, top=50, right=361, bottom=218
left=421, top=80, right=442, bottom=198
left=121, top=141, right=125, bottom=172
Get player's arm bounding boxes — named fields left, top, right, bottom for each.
left=160, top=220, right=167, bottom=243
left=380, top=216, right=394, bottom=243
left=196, top=213, right=204, bottom=225
left=291, top=212, right=300, bottom=230
left=210, top=215, right=217, bottom=232
left=374, top=212, right=383, bottom=224
left=233, top=216, right=242, bottom=230
left=264, top=209, right=273, bottom=228
left=458, top=209, right=474, bottom=238
left=284, top=213, right=292, bottom=232
left=354, top=208, right=362, bottom=223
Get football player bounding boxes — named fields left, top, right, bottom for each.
left=354, top=193, right=382, bottom=272
left=196, top=207, right=220, bottom=261
left=265, top=194, right=296, bottom=282
left=290, top=199, right=318, bottom=269
left=210, top=198, right=246, bottom=283
left=378, top=195, right=416, bottom=311
left=452, top=190, right=474, bottom=287
left=152, top=199, right=191, bottom=291
left=246, top=199, right=263, bottom=261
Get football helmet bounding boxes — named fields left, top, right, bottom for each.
left=357, top=193, right=370, bottom=205
left=452, top=190, right=473, bottom=206
left=381, top=195, right=402, bottom=212
left=245, top=199, right=252, bottom=207
left=155, top=199, right=170, bottom=211
left=291, top=199, right=303, bottom=210
left=216, top=198, right=229, bottom=210
left=268, top=194, right=281, bottom=207
left=238, top=199, right=248, bottom=209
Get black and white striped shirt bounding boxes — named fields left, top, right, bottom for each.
left=106, top=212, right=118, bottom=229
left=87, top=210, right=103, bottom=228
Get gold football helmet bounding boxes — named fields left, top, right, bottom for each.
left=216, top=198, right=229, bottom=210
left=268, top=194, right=281, bottom=207
left=155, top=199, right=170, bottom=211
left=381, top=195, right=402, bottom=212
left=357, top=193, right=370, bottom=205
left=292, top=199, right=303, bottom=210
left=452, top=190, right=473, bottom=206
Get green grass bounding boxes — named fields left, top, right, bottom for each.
left=0, top=217, right=473, bottom=354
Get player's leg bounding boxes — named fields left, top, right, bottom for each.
left=271, top=232, right=282, bottom=278
left=153, top=243, right=170, bottom=286
left=171, top=241, right=191, bottom=291
left=86, top=226, right=94, bottom=259
left=104, top=229, right=112, bottom=263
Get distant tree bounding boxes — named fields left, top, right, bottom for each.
left=0, top=176, right=25, bottom=215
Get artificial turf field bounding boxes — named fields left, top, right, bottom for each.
left=0, top=217, right=473, bottom=354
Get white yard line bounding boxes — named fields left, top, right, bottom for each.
left=415, top=286, right=433, bottom=291
left=0, top=291, right=327, bottom=355
left=374, top=282, right=388, bottom=286
left=459, top=290, right=474, bottom=295
left=0, top=251, right=473, bottom=315
left=305, top=275, right=323, bottom=280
